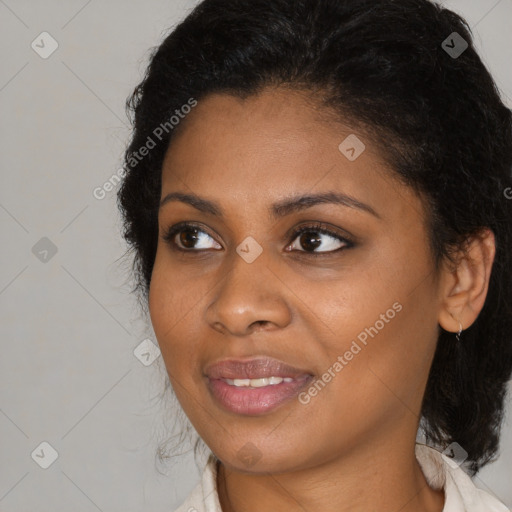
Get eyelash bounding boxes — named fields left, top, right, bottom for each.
left=162, top=221, right=354, bottom=257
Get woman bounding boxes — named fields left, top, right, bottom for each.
left=117, top=0, right=512, bottom=510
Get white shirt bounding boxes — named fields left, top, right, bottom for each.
left=172, top=443, right=509, bottom=511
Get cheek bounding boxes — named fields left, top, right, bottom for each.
left=148, top=258, right=199, bottom=373
left=300, top=303, right=436, bottom=450
left=149, top=273, right=205, bottom=419
left=314, top=244, right=438, bottom=408
left=355, top=296, right=437, bottom=414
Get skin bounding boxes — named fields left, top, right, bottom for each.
left=148, top=86, right=496, bottom=512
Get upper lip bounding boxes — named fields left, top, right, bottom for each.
left=205, top=356, right=313, bottom=380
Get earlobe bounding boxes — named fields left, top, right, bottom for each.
left=437, top=228, right=496, bottom=334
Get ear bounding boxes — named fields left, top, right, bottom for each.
left=438, top=228, right=496, bottom=334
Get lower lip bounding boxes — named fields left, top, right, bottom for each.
left=207, top=375, right=314, bottom=416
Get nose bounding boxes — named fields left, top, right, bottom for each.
left=205, top=249, right=292, bottom=337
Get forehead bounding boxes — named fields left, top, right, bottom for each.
left=160, top=87, right=421, bottom=224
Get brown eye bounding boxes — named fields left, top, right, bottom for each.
left=297, top=232, right=323, bottom=252
left=162, top=221, right=354, bottom=256
left=178, top=227, right=201, bottom=249
left=163, top=223, right=222, bottom=251
left=287, top=224, right=352, bottom=254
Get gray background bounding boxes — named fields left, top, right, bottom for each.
left=1, top=1, right=511, bottom=511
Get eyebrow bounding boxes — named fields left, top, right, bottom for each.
left=159, top=191, right=380, bottom=220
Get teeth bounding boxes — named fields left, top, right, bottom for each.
left=225, top=376, right=295, bottom=387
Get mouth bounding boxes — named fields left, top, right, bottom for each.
left=204, top=355, right=312, bottom=380
left=223, top=376, right=295, bottom=387
left=204, top=356, right=314, bottom=415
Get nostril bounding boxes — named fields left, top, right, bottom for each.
left=252, top=320, right=269, bottom=329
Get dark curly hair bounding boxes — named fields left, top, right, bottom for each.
left=117, top=0, right=512, bottom=475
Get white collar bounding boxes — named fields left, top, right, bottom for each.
left=173, top=443, right=509, bottom=512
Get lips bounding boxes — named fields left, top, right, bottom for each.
left=204, top=356, right=313, bottom=380
left=207, top=375, right=314, bottom=415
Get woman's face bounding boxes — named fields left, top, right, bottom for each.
left=149, top=87, right=443, bottom=473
